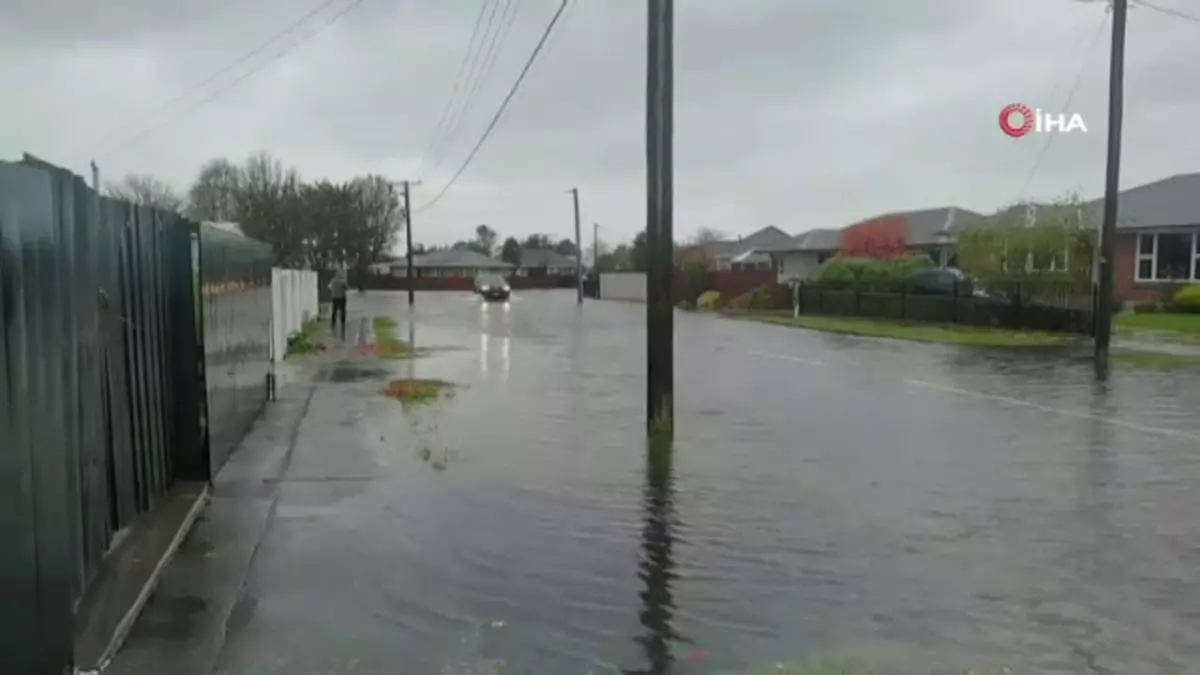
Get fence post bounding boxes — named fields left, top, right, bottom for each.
left=854, top=280, right=861, bottom=316
left=951, top=279, right=959, bottom=324
left=900, top=281, right=907, bottom=320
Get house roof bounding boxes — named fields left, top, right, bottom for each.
left=1106, top=173, right=1200, bottom=229
left=704, top=225, right=794, bottom=260
left=411, top=249, right=514, bottom=269
left=519, top=247, right=576, bottom=268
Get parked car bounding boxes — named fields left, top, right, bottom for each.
left=474, top=273, right=511, bottom=301
left=909, top=267, right=970, bottom=296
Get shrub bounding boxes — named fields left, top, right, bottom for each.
left=818, top=256, right=933, bottom=291
left=1132, top=300, right=1160, bottom=314
left=727, top=285, right=779, bottom=311
left=1172, top=285, right=1200, bottom=313
left=696, top=290, right=722, bottom=310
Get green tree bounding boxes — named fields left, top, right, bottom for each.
left=631, top=231, right=649, bottom=272
left=523, top=233, right=552, bottom=250
left=475, top=224, right=498, bottom=255
left=554, top=238, right=578, bottom=256
left=500, top=237, right=522, bottom=265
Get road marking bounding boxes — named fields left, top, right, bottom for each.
left=904, top=378, right=1200, bottom=442
left=747, top=351, right=826, bottom=367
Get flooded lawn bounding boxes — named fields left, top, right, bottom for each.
left=211, top=291, right=1200, bottom=674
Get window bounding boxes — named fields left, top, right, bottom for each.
left=1135, top=232, right=1200, bottom=282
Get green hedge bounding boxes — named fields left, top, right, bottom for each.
left=818, top=256, right=934, bottom=292
left=1173, top=285, right=1200, bottom=313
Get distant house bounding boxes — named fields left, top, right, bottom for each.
left=377, top=248, right=514, bottom=278
left=1106, top=173, right=1200, bottom=303
left=516, top=248, right=577, bottom=276
left=679, top=226, right=794, bottom=271
left=762, top=206, right=982, bottom=283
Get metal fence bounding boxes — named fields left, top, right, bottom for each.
left=0, top=157, right=273, bottom=673
left=791, top=280, right=1096, bottom=334
left=198, top=223, right=273, bottom=473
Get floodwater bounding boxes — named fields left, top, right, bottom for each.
left=217, top=290, right=1200, bottom=674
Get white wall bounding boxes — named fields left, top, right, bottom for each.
left=599, top=272, right=647, bottom=302
left=271, top=268, right=319, bottom=363
left=776, top=251, right=825, bottom=283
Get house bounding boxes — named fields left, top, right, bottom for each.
left=1107, top=173, right=1200, bottom=303
left=378, top=248, right=514, bottom=278
left=763, top=206, right=982, bottom=283
left=515, top=247, right=578, bottom=276
left=679, top=225, right=795, bottom=271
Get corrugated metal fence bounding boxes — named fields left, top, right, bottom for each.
left=0, top=157, right=272, bottom=673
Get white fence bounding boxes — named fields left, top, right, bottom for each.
left=598, top=272, right=647, bottom=302
left=271, top=268, right=319, bottom=363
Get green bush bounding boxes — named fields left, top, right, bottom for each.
left=818, top=256, right=933, bottom=291
left=727, top=285, right=779, bottom=311
left=1172, top=285, right=1200, bottom=313
left=696, top=290, right=722, bottom=310
left=1132, top=300, right=1160, bottom=314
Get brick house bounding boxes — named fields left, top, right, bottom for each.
left=1110, top=173, right=1200, bottom=303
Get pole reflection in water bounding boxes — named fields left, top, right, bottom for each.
left=407, top=319, right=416, bottom=383
left=627, top=434, right=688, bottom=675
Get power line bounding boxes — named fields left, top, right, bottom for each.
left=81, top=0, right=351, bottom=158
left=1134, top=0, right=1200, bottom=22
left=415, top=0, right=495, bottom=178
left=1017, top=11, right=1110, bottom=200
left=429, top=0, right=522, bottom=175
left=414, top=0, right=570, bottom=214
left=94, top=0, right=370, bottom=159
left=419, top=0, right=504, bottom=176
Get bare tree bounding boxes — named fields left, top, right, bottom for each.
left=105, top=173, right=184, bottom=212
left=691, top=227, right=727, bottom=245
left=187, top=158, right=243, bottom=222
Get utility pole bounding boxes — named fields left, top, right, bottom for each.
left=593, top=222, right=600, bottom=267
left=645, top=0, right=674, bottom=438
left=1094, top=0, right=1127, bottom=380
left=395, top=180, right=422, bottom=307
left=90, top=160, right=99, bottom=192
left=570, top=187, right=583, bottom=303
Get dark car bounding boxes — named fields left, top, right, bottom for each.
left=909, top=267, right=969, bottom=296
left=474, top=273, right=510, bottom=301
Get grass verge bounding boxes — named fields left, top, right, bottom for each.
left=734, top=313, right=1071, bottom=348
left=285, top=317, right=326, bottom=357
left=383, top=378, right=454, bottom=408
left=1113, top=349, right=1200, bottom=369
left=1115, top=312, right=1200, bottom=343
left=369, top=315, right=414, bottom=359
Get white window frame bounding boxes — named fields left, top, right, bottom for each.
left=1134, top=231, right=1200, bottom=283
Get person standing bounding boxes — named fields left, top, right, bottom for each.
left=329, top=270, right=348, bottom=339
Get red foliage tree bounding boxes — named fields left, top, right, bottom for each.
left=840, top=216, right=909, bottom=259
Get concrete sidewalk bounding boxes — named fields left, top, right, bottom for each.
left=103, top=381, right=315, bottom=675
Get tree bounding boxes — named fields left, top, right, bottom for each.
left=230, top=152, right=304, bottom=266
left=523, top=233, right=553, bottom=250
left=475, top=224, right=498, bottom=256
left=954, top=194, right=1097, bottom=285
left=105, top=173, right=183, bottom=212
left=186, top=158, right=242, bottom=221
left=554, top=238, right=578, bottom=256
left=348, top=175, right=402, bottom=287
left=500, top=237, right=522, bottom=266
left=691, top=227, right=726, bottom=245
left=631, top=231, right=649, bottom=272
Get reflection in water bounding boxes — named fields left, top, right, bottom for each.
left=478, top=301, right=512, bottom=383
left=627, top=435, right=687, bottom=675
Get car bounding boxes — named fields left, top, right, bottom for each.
left=474, top=273, right=511, bottom=301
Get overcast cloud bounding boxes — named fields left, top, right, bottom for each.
left=3, top=0, right=1198, bottom=249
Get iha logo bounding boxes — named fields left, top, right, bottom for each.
left=999, top=103, right=1088, bottom=138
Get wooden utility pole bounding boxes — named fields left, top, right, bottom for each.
left=593, top=222, right=600, bottom=267
left=398, top=180, right=422, bottom=307
left=646, top=0, right=674, bottom=437
left=1094, top=0, right=1127, bottom=379
left=570, top=187, right=583, bottom=303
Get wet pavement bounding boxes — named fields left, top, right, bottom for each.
left=112, top=290, right=1200, bottom=674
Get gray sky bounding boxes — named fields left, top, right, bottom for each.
left=2, top=0, right=1198, bottom=249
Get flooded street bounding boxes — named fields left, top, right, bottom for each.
left=141, top=291, right=1200, bottom=674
